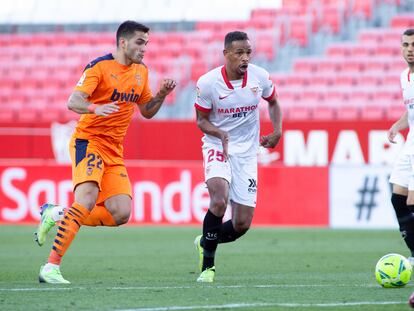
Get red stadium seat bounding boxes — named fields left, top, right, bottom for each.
left=326, top=43, right=353, bottom=57
left=0, top=108, right=16, bottom=122
left=61, top=108, right=79, bottom=122
left=391, top=14, right=414, bottom=28
left=270, top=73, right=288, bottom=87
left=317, top=59, right=340, bottom=73
left=386, top=105, right=405, bottom=120
left=40, top=108, right=62, bottom=122
left=351, top=0, right=373, bottom=19
left=320, top=7, right=343, bottom=34
left=340, top=59, right=363, bottom=73
left=308, top=74, right=334, bottom=86
left=357, top=29, right=383, bottom=45
left=293, top=58, right=319, bottom=73
left=336, top=106, right=360, bottom=120
left=376, top=45, right=400, bottom=57
left=287, top=106, right=312, bottom=120
left=287, top=16, right=312, bottom=47
left=357, top=74, right=382, bottom=87
left=16, top=108, right=39, bottom=122
left=312, top=106, right=335, bottom=120
left=334, top=75, right=356, bottom=87
left=250, top=8, right=278, bottom=20
left=360, top=106, right=385, bottom=120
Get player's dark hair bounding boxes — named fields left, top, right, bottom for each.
left=403, top=29, right=414, bottom=36
left=116, top=21, right=150, bottom=47
left=224, top=31, right=249, bottom=48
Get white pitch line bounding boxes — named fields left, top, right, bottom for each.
left=116, top=301, right=405, bottom=311
left=0, top=283, right=405, bottom=292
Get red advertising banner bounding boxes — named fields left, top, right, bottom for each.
left=0, top=162, right=328, bottom=226
left=0, top=120, right=400, bottom=166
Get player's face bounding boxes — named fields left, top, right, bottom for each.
left=123, top=31, right=149, bottom=64
left=402, top=35, right=414, bottom=66
left=224, top=40, right=252, bottom=77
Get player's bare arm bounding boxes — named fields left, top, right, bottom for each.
left=196, top=109, right=229, bottom=159
left=260, top=96, right=282, bottom=148
left=67, top=90, right=119, bottom=116
left=388, top=111, right=409, bottom=143
left=139, top=79, right=176, bottom=119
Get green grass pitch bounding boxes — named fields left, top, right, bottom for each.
left=0, top=226, right=413, bottom=310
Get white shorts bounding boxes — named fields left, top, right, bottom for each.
left=202, top=146, right=258, bottom=207
left=389, top=152, right=414, bottom=190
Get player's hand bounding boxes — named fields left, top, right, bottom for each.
left=387, top=125, right=399, bottom=144
left=158, top=79, right=177, bottom=97
left=94, top=101, right=119, bottom=117
left=220, top=131, right=229, bottom=161
left=260, top=130, right=282, bottom=148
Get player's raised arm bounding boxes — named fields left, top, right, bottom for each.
left=260, top=93, right=282, bottom=148
left=67, top=90, right=119, bottom=116
left=138, top=78, right=176, bottom=119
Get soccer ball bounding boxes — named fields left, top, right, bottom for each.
left=375, top=253, right=412, bottom=288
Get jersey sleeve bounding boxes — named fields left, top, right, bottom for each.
left=74, top=65, right=101, bottom=96
left=260, top=69, right=276, bottom=101
left=194, top=76, right=212, bottom=112
left=137, top=71, right=153, bottom=105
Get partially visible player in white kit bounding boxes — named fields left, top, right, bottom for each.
left=193, top=31, right=282, bottom=283
left=388, top=29, right=414, bottom=265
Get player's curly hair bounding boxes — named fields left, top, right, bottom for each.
left=116, top=21, right=150, bottom=47
left=224, top=31, right=249, bottom=48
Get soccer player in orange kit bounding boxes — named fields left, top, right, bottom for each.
left=36, top=21, right=176, bottom=283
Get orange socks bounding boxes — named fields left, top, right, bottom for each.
left=48, top=202, right=90, bottom=265
left=83, top=205, right=117, bottom=226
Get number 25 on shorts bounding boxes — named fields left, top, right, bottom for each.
left=206, top=149, right=225, bottom=163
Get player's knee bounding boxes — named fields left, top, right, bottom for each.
left=112, top=205, right=131, bottom=225
left=210, top=197, right=227, bottom=210
left=77, top=195, right=97, bottom=210
left=233, top=220, right=251, bottom=235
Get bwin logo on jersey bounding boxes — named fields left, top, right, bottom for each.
left=110, top=88, right=140, bottom=103
left=248, top=179, right=257, bottom=193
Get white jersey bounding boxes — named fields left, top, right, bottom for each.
left=401, top=68, right=414, bottom=154
left=194, top=64, right=275, bottom=156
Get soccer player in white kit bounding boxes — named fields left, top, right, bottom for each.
left=388, top=29, right=414, bottom=264
left=193, top=31, right=282, bottom=282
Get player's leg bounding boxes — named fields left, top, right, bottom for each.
left=202, top=178, right=229, bottom=263
left=196, top=147, right=231, bottom=282
left=390, top=153, right=414, bottom=262
left=35, top=202, right=117, bottom=244
left=392, top=184, right=414, bottom=260
left=39, top=138, right=103, bottom=283
left=197, top=177, right=229, bottom=282
left=218, top=154, right=257, bottom=244
left=39, top=181, right=98, bottom=284
left=35, top=168, right=131, bottom=243
left=104, top=194, right=131, bottom=225
left=219, top=201, right=254, bottom=244
left=94, top=164, right=132, bottom=225
left=74, top=150, right=132, bottom=226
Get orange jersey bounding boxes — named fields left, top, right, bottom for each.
left=73, top=53, right=152, bottom=147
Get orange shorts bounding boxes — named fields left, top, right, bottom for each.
left=69, top=136, right=132, bottom=204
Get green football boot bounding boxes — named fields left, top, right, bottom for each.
left=197, top=266, right=215, bottom=283
left=194, top=235, right=203, bottom=272
left=39, top=265, right=70, bottom=284
left=35, top=203, right=60, bottom=246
